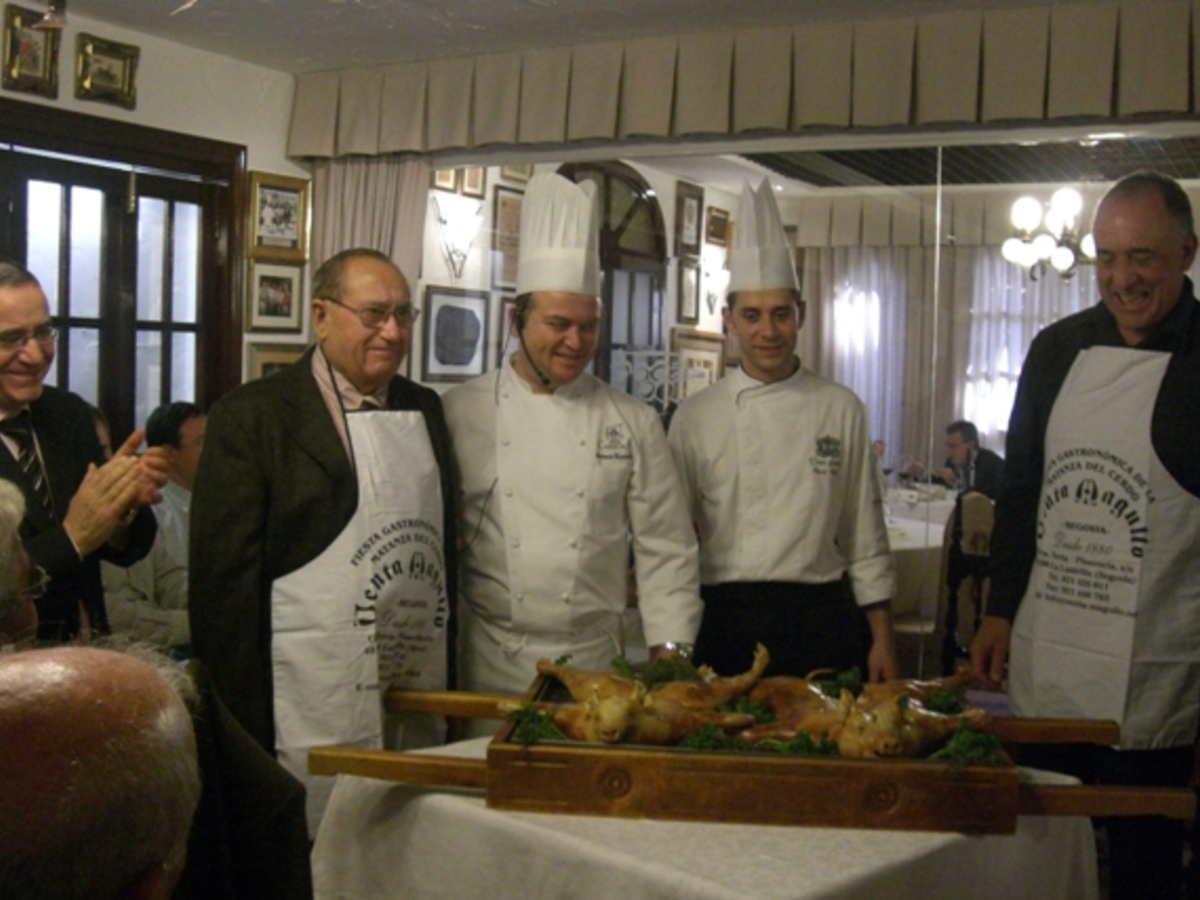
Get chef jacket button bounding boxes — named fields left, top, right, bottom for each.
left=576, top=489, right=585, bottom=498
left=504, top=489, right=514, bottom=498
left=502, top=392, right=510, bottom=399
left=514, top=593, right=524, bottom=602
left=579, top=439, right=586, bottom=447
left=569, top=539, right=578, bottom=548
left=511, top=539, right=520, bottom=548
left=502, top=438, right=511, bottom=447
left=561, top=593, right=571, bottom=603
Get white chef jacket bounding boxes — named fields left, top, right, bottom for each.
left=668, top=364, right=895, bottom=605
left=443, top=364, right=702, bottom=648
left=102, top=479, right=191, bottom=646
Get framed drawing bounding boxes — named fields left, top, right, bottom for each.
left=491, top=186, right=523, bottom=292
left=672, top=327, right=726, bottom=399
left=432, top=169, right=458, bottom=192
left=74, top=33, right=138, bottom=109
left=500, top=163, right=533, bottom=184
left=461, top=167, right=486, bottom=198
left=705, top=206, right=730, bottom=246
left=675, top=180, right=704, bottom=258
left=248, top=171, right=310, bottom=264
left=248, top=262, right=304, bottom=333
left=677, top=258, right=700, bottom=325
left=493, top=295, right=518, bottom=369
left=3, top=4, right=59, bottom=98
left=422, top=285, right=490, bottom=383
left=249, top=343, right=306, bottom=381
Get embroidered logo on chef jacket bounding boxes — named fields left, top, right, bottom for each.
left=809, top=435, right=843, bottom=475
left=596, top=423, right=632, bottom=460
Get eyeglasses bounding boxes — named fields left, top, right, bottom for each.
left=0, top=323, right=57, bottom=354
left=320, top=297, right=420, bottom=330
left=25, top=565, right=51, bottom=600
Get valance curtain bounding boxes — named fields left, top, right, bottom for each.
left=289, top=0, right=1194, bottom=159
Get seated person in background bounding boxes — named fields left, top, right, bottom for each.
left=0, top=644, right=201, bottom=900
left=0, top=477, right=38, bottom=644
left=907, top=420, right=1005, bottom=498
left=102, top=402, right=206, bottom=656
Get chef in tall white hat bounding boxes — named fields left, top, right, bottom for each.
left=443, top=174, right=701, bottom=724
left=669, top=178, right=898, bottom=681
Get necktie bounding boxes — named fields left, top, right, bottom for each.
left=0, top=412, right=55, bottom=520
left=360, top=396, right=382, bottom=411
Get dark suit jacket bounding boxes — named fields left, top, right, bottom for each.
left=937, top=446, right=1006, bottom=500
left=0, top=386, right=155, bottom=640
left=188, top=348, right=459, bottom=751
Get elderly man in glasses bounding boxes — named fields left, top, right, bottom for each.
left=190, top=247, right=458, bottom=835
left=0, top=262, right=167, bottom=643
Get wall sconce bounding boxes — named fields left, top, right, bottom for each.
left=32, top=0, right=66, bottom=31
left=1002, top=187, right=1095, bottom=281
left=432, top=192, right=483, bottom=281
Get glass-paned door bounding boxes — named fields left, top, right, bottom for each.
left=3, top=149, right=212, bottom=440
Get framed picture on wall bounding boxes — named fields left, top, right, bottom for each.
left=705, top=206, right=730, bottom=246
left=3, top=4, right=60, bottom=98
left=422, top=285, right=490, bottom=383
left=499, top=163, right=533, bottom=184
left=493, top=295, right=518, bottom=369
left=432, top=169, right=458, bottom=192
left=675, top=180, right=704, bottom=258
left=461, top=167, right=486, bottom=198
left=248, top=342, right=306, bottom=381
left=74, top=33, right=139, bottom=109
left=248, top=261, right=303, bottom=333
left=491, top=186, right=523, bottom=291
left=248, top=171, right=311, bottom=264
left=672, top=327, right=726, bottom=399
left=677, top=258, right=700, bottom=325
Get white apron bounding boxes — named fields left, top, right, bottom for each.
left=272, top=409, right=448, bottom=833
left=1010, top=346, right=1200, bottom=749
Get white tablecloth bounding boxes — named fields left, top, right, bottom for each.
left=887, top=518, right=944, bottom=619
left=312, top=739, right=1098, bottom=900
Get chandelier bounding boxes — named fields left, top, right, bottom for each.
left=1001, top=187, right=1096, bottom=281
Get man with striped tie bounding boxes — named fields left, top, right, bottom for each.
left=0, top=262, right=167, bottom=641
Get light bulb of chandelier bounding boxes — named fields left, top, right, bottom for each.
left=1050, top=187, right=1083, bottom=221
left=1031, top=233, right=1057, bottom=261
left=1001, top=237, right=1027, bottom=264
left=1080, top=233, right=1096, bottom=259
left=1050, top=246, right=1076, bottom=273
left=1043, top=207, right=1066, bottom=238
left=1011, top=196, right=1043, bottom=233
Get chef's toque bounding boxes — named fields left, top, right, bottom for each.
left=728, top=178, right=799, bottom=294
left=515, top=173, right=601, bottom=297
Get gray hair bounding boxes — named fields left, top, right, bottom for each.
left=0, top=644, right=201, bottom=900
left=0, top=479, right=26, bottom=628
left=0, top=261, right=40, bottom=290
left=1098, top=170, right=1195, bottom=238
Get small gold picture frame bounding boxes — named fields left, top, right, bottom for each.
left=2, top=4, right=59, bottom=99
left=75, top=32, right=138, bottom=109
left=248, top=171, right=311, bottom=264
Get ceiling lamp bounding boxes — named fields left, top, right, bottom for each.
left=32, top=0, right=66, bottom=31
left=1002, top=187, right=1094, bottom=281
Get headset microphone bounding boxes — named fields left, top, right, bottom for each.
left=516, top=318, right=554, bottom=389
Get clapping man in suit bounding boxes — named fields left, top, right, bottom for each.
left=0, top=262, right=166, bottom=641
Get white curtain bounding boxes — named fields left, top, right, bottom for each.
left=964, top=247, right=1095, bottom=450
left=801, top=247, right=912, bottom=461
left=311, top=154, right=431, bottom=288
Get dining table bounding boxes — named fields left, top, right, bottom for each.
left=311, top=738, right=1099, bottom=900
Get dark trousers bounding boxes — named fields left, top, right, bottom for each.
left=695, top=579, right=870, bottom=678
left=1013, top=742, right=1194, bottom=900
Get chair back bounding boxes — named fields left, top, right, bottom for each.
left=958, top=491, right=995, bottom=558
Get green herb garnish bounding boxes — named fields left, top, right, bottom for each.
left=717, top=694, right=775, bottom=724
left=679, top=725, right=739, bottom=752
left=923, top=686, right=966, bottom=715
left=927, top=723, right=1005, bottom=768
left=817, top=667, right=864, bottom=698
left=507, top=705, right=568, bottom=747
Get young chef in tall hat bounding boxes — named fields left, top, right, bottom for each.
left=444, top=174, right=701, bottom=728
left=668, top=179, right=898, bottom=680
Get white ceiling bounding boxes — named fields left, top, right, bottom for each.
left=66, top=0, right=1058, bottom=75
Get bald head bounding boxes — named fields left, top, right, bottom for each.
left=0, top=647, right=200, bottom=900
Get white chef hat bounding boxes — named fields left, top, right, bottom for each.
left=515, top=173, right=601, bottom=297
left=728, top=178, right=799, bottom=295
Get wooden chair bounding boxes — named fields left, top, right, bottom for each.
left=941, top=491, right=995, bottom=674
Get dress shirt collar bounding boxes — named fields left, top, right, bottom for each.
left=311, top=345, right=389, bottom=411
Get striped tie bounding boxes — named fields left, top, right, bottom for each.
left=1, top=412, right=55, bottom=521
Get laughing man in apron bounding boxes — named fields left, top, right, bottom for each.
left=444, top=175, right=701, bottom=732
left=190, top=249, right=457, bottom=835
left=972, top=172, right=1200, bottom=900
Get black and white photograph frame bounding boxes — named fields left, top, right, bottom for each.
left=677, top=258, right=700, bottom=325
left=461, top=167, right=486, bottom=198
left=3, top=4, right=60, bottom=98
left=675, top=180, right=705, bottom=258
left=422, top=285, right=490, bottom=383
left=248, top=262, right=304, bottom=334
left=248, top=171, right=311, bottom=264
left=491, top=185, right=523, bottom=292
